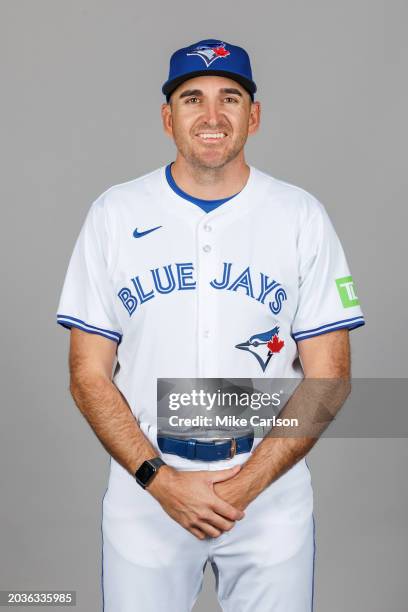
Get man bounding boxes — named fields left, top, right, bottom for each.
left=57, top=39, right=365, bottom=611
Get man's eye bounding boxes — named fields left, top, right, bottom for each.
left=224, top=97, right=238, bottom=103
left=186, top=97, right=200, bottom=104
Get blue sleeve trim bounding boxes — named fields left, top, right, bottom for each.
left=57, top=314, right=122, bottom=344
left=292, top=316, right=365, bottom=341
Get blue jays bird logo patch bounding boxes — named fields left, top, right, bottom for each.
left=187, top=42, right=230, bottom=67
left=235, top=326, right=285, bottom=372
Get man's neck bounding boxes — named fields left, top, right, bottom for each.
left=170, top=156, right=250, bottom=200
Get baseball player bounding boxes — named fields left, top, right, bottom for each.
left=57, top=39, right=365, bottom=611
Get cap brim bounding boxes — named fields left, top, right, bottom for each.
left=162, top=70, right=257, bottom=100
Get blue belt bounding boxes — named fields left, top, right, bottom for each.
left=157, top=434, right=254, bottom=461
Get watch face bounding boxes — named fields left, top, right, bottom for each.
left=136, top=461, right=156, bottom=485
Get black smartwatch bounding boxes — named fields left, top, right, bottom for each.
left=135, top=457, right=166, bottom=489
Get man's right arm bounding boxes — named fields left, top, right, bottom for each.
left=68, top=327, right=244, bottom=539
left=69, top=327, right=159, bottom=475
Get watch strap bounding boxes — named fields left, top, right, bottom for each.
left=148, top=457, right=166, bottom=471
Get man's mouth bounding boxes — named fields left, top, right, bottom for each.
left=196, top=132, right=227, bottom=141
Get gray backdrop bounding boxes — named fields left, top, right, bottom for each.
left=1, top=1, right=407, bottom=610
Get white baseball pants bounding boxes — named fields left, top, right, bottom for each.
left=101, top=434, right=315, bottom=612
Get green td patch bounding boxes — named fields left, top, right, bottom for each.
left=335, top=276, right=360, bottom=308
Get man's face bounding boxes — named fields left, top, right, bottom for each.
left=161, top=75, right=260, bottom=170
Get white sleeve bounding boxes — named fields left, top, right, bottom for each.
left=56, top=195, right=123, bottom=343
left=291, top=198, right=365, bottom=342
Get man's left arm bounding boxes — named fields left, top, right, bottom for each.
left=214, top=328, right=351, bottom=510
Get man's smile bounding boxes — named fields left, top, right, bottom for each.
left=195, top=131, right=228, bottom=143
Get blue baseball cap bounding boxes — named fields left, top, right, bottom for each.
left=162, top=39, right=257, bottom=102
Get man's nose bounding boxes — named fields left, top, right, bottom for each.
left=202, top=100, right=223, bottom=126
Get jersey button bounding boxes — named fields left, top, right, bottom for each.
left=203, top=330, right=210, bottom=338
left=202, top=244, right=212, bottom=253
left=203, top=224, right=212, bottom=232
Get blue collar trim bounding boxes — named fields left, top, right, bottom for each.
left=165, top=163, right=240, bottom=212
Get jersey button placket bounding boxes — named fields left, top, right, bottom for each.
left=197, top=221, right=218, bottom=378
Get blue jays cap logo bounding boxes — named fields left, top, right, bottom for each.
left=235, top=326, right=285, bottom=372
left=187, top=42, right=231, bottom=67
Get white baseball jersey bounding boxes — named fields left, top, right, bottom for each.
left=57, top=164, right=365, bottom=428
left=57, top=164, right=365, bottom=611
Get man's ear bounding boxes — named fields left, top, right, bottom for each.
left=248, top=100, right=261, bottom=135
left=161, top=102, right=173, bottom=138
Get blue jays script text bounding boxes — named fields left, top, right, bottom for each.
left=118, top=262, right=288, bottom=316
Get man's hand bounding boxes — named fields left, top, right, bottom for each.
left=213, top=475, right=252, bottom=512
left=148, top=464, right=245, bottom=540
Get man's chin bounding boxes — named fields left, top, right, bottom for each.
left=190, top=149, right=236, bottom=170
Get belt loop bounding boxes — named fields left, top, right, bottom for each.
left=186, top=439, right=196, bottom=460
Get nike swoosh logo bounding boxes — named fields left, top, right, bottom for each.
left=133, top=225, right=162, bottom=238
